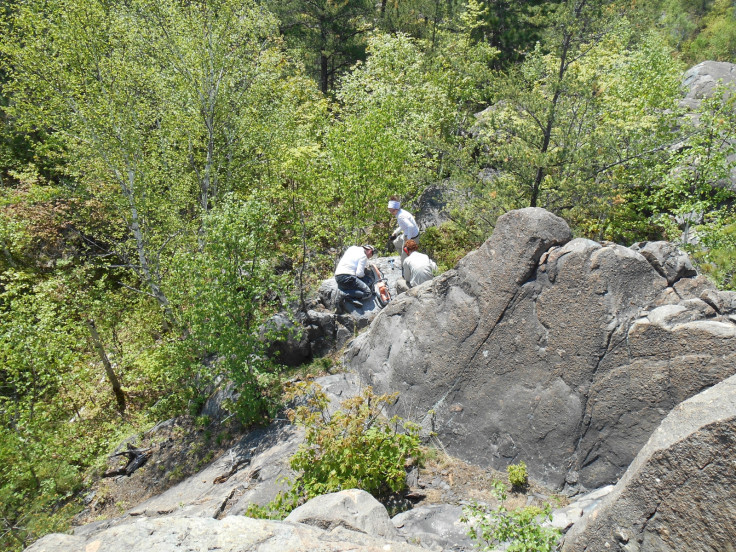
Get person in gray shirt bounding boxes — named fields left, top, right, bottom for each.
left=396, top=239, right=436, bottom=294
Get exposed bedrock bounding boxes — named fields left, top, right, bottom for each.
left=346, top=207, right=736, bottom=491
left=562, top=373, right=736, bottom=552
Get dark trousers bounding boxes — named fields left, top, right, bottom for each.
left=335, top=273, right=373, bottom=300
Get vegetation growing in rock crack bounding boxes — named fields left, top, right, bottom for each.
left=462, top=479, right=561, bottom=552
left=507, top=461, right=529, bottom=490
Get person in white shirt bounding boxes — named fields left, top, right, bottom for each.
left=387, top=196, right=419, bottom=264
left=396, top=239, right=436, bottom=294
left=334, top=244, right=375, bottom=308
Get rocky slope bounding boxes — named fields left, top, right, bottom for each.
left=26, top=207, right=736, bottom=552
left=347, top=208, right=736, bottom=492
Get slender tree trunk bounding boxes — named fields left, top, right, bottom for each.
left=320, top=52, right=329, bottom=94
left=87, top=319, right=126, bottom=415
left=530, top=31, right=572, bottom=207
left=121, top=164, right=176, bottom=327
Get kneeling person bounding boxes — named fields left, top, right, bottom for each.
left=397, top=239, right=436, bottom=294
left=335, top=244, right=375, bottom=308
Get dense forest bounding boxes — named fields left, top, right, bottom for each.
left=1, top=0, right=735, bottom=549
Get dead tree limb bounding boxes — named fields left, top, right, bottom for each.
left=86, top=318, right=126, bottom=415
left=103, top=444, right=151, bottom=477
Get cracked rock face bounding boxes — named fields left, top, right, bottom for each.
left=562, top=374, right=736, bottom=552
left=346, top=208, right=736, bottom=491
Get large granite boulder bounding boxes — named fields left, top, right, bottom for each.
left=680, top=60, right=736, bottom=111
left=562, top=373, right=736, bottom=552
left=346, top=207, right=736, bottom=491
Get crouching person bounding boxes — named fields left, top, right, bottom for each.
left=334, top=244, right=376, bottom=310
left=396, top=239, right=436, bottom=294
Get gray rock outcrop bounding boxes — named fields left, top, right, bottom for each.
left=346, top=207, right=736, bottom=491
left=266, top=256, right=405, bottom=364
left=25, top=514, right=426, bottom=552
left=73, top=374, right=359, bottom=535
left=392, top=504, right=474, bottom=551
left=629, top=241, right=696, bottom=285
left=548, top=485, right=614, bottom=533
left=680, top=60, right=736, bottom=111
left=414, top=183, right=457, bottom=231
left=285, top=489, right=399, bottom=539
left=562, top=373, right=736, bottom=552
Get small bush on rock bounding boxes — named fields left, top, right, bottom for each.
left=247, top=382, right=423, bottom=519
left=462, top=477, right=560, bottom=552
left=507, top=461, right=528, bottom=489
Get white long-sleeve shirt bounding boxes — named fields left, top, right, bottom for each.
left=335, top=246, right=368, bottom=278
left=393, top=209, right=419, bottom=239
left=402, top=252, right=436, bottom=287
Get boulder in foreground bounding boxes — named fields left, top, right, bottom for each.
left=563, top=373, right=736, bottom=551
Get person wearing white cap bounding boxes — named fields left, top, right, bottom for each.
left=387, top=195, right=419, bottom=264
left=334, top=244, right=376, bottom=309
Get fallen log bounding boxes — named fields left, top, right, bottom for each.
left=103, top=444, right=152, bottom=477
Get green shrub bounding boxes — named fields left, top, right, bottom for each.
left=420, top=222, right=482, bottom=272
left=689, top=219, right=736, bottom=291
left=507, top=461, right=528, bottom=489
left=462, top=480, right=561, bottom=552
left=194, top=415, right=211, bottom=429
left=247, top=383, right=423, bottom=519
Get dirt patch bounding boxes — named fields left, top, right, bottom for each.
left=74, top=416, right=243, bottom=526
left=413, top=449, right=567, bottom=512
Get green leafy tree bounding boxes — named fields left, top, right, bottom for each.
left=266, top=0, right=375, bottom=93
left=3, top=0, right=184, bottom=323
left=648, top=91, right=736, bottom=232
left=130, top=0, right=282, bottom=216
left=683, top=0, right=736, bottom=62
left=378, top=0, right=461, bottom=46
left=633, top=87, right=736, bottom=286
left=460, top=0, right=558, bottom=65
left=1, top=1, right=325, bottom=547
left=167, top=196, right=289, bottom=424
left=460, top=14, right=684, bottom=240
left=632, top=0, right=736, bottom=63
left=323, top=31, right=495, bottom=246
left=0, top=266, right=135, bottom=550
